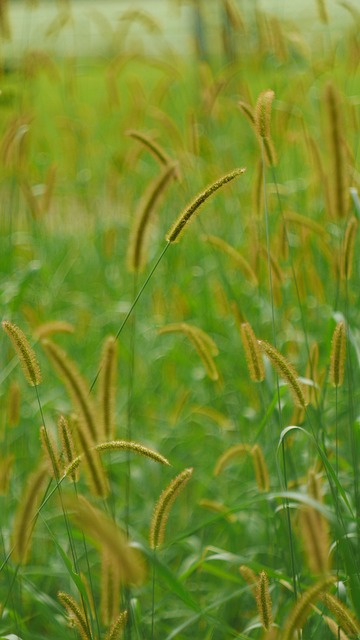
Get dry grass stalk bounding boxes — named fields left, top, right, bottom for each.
left=324, top=82, right=349, bottom=219
left=58, top=591, right=93, bottom=640
left=166, top=168, right=246, bottom=243
left=150, top=467, right=193, bottom=549
left=258, top=340, right=308, bottom=408
left=321, top=593, right=360, bottom=637
left=282, top=576, right=335, bottom=640
left=12, top=464, right=48, bottom=564
left=104, top=610, right=128, bottom=640
left=127, top=163, right=176, bottom=272
left=329, top=321, right=346, bottom=387
left=240, top=322, right=265, bottom=382
left=255, top=571, right=273, bottom=630
left=251, top=444, right=270, bottom=491
left=33, top=321, right=74, bottom=339
left=2, top=321, right=42, bottom=386
left=98, top=336, right=118, bottom=440
left=214, top=444, right=251, bottom=476
left=43, top=340, right=98, bottom=441
left=341, top=216, right=358, bottom=280
left=65, top=495, right=145, bottom=585
left=158, top=323, right=219, bottom=381
left=202, top=234, right=258, bottom=285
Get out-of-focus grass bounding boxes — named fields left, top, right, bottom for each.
left=1, top=1, right=360, bottom=638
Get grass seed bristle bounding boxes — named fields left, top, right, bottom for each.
left=98, top=336, right=118, bottom=440
left=58, top=591, right=93, bottom=640
left=165, top=167, right=246, bottom=243
left=329, top=321, right=346, bottom=387
left=240, top=322, right=265, bottom=382
left=255, top=571, right=273, bottom=630
left=150, top=467, right=193, bottom=549
left=214, top=444, right=251, bottom=476
left=321, top=593, right=360, bottom=637
left=2, top=320, right=42, bottom=386
left=282, top=576, right=335, bottom=640
left=258, top=339, right=308, bottom=408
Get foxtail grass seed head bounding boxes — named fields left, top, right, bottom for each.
left=324, top=82, right=348, bottom=219
left=98, top=336, right=118, bottom=440
left=158, top=323, right=219, bottom=381
left=258, top=340, right=308, bottom=408
left=58, top=592, right=93, bottom=640
left=238, top=100, right=255, bottom=126
left=12, top=464, right=48, bottom=564
left=2, top=320, right=42, bottom=386
left=66, top=495, right=146, bottom=585
left=341, top=216, right=358, bottom=280
left=254, top=90, right=277, bottom=166
left=127, top=163, right=176, bottom=273
left=58, top=415, right=79, bottom=479
left=321, top=593, right=360, bottom=637
left=330, top=321, right=346, bottom=387
left=40, top=425, right=62, bottom=479
left=282, top=576, right=335, bottom=640
left=43, top=340, right=97, bottom=441
left=33, top=320, right=74, bottom=339
left=316, top=0, right=329, bottom=23
left=150, top=467, right=193, bottom=549
left=255, top=571, right=273, bottom=631
left=299, top=506, right=330, bottom=574
left=95, top=440, right=170, bottom=466
left=126, top=129, right=171, bottom=167
left=254, top=89, right=275, bottom=139
left=324, top=615, right=351, bottom=640
left=0, top=454, right=14, bottom=495
left=165, top=168, right=245, bottom=243
left=105, top=610, right=128, bottom=640
left=7, top=380, right=21, bottom=427
left=214, top=444, right=251, bottom=476
left=76, top=425, right=109, bottom=498
left=239, top=565, right=258, bottom=595
left=203, top=235, right=258, bottom=285
left=240, top=322, right=265, bottom=382
left=101, top=551, right=120, bottom=626
left=251, top=444, right=270, bottom=491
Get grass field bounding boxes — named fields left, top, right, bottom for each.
left=1, top=1, right=360, bottom=639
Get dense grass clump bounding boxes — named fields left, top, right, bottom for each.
left=1, top=1, right=360, bottom=638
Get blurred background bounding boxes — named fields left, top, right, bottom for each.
left=1, top=0, right=352, bottom=61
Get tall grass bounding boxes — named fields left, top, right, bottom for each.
left=1, top=1, right=360, bottom=638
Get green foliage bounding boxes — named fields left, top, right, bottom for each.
left=1, top=1, right=360, bottom=638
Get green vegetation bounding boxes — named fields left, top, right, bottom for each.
left=1, top=1, right=360, bottom=638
